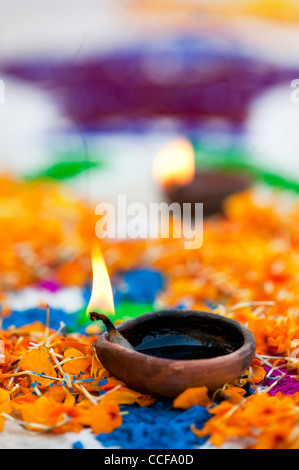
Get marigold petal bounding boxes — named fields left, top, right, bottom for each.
left=0, top=415, right=4, bottom=432
left=19, top=346, right=57, bottom=388
left=173, top=387, right=212, bottom=410
left=91, top=401, right=122, bottom=435
left=62, top=348, right=91, bottom=375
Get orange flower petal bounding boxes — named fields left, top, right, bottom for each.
left=100, top=386, right=155, bottom=407
left=223, top=386, right=246, bottom=404
left=251, top=365, right=267, bottom=384
left=0, top=388, right=9, bottom=404
left=62, top=348, right=91, bottom=375
left=91, top=401, right=122, bottom=435
left=19, top=346, right=57, bottom=388
left=173, top=386, right=212, bottom=410
left=0, top=415, right=4, bottom=432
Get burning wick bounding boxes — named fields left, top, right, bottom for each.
left=89, top=312, right=134, bottom=350
left=87, top=246, right=134, bottom=350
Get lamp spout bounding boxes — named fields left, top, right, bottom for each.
left=90, top=312, right=134, bottom=350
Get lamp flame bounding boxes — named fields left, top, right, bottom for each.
left=152, top=138, right=195, bottom=189
left=86, top=246, right=115, bottom=318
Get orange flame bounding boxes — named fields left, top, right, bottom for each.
left=152, top=138, right=195, bottom=189
left=86, top=246, right=115, bottom=318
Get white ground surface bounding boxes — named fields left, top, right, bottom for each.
left=0, top=421, right=105, bottom=449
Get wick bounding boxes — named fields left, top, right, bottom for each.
left=89, top=312, right=134, bottom=350
left=90, top=312, right=115, bottom=333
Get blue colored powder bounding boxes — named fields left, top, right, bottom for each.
left=83, top=269, right=164, bottom=308
left=2, top=307, right=86, bottom=333
left=119, top=269, right=164, bottom=304
left=97, top=398, right=211, bottom=449
left=3, top=269, right=163, bottom=332
left=72, top=441, right=84, bottom=449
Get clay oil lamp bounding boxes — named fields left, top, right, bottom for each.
left=87, top=248, right=256, bottom=397
left=152, top=138, right=251, bottom=216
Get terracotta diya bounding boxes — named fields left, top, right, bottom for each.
left=152, top=139, right=251, bottom=216
left=94, top=309, right=256, bottom=397
left=88, top=247, right=255, bottom=398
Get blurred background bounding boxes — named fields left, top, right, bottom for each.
left=1, top=0, right=299, bottom=206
